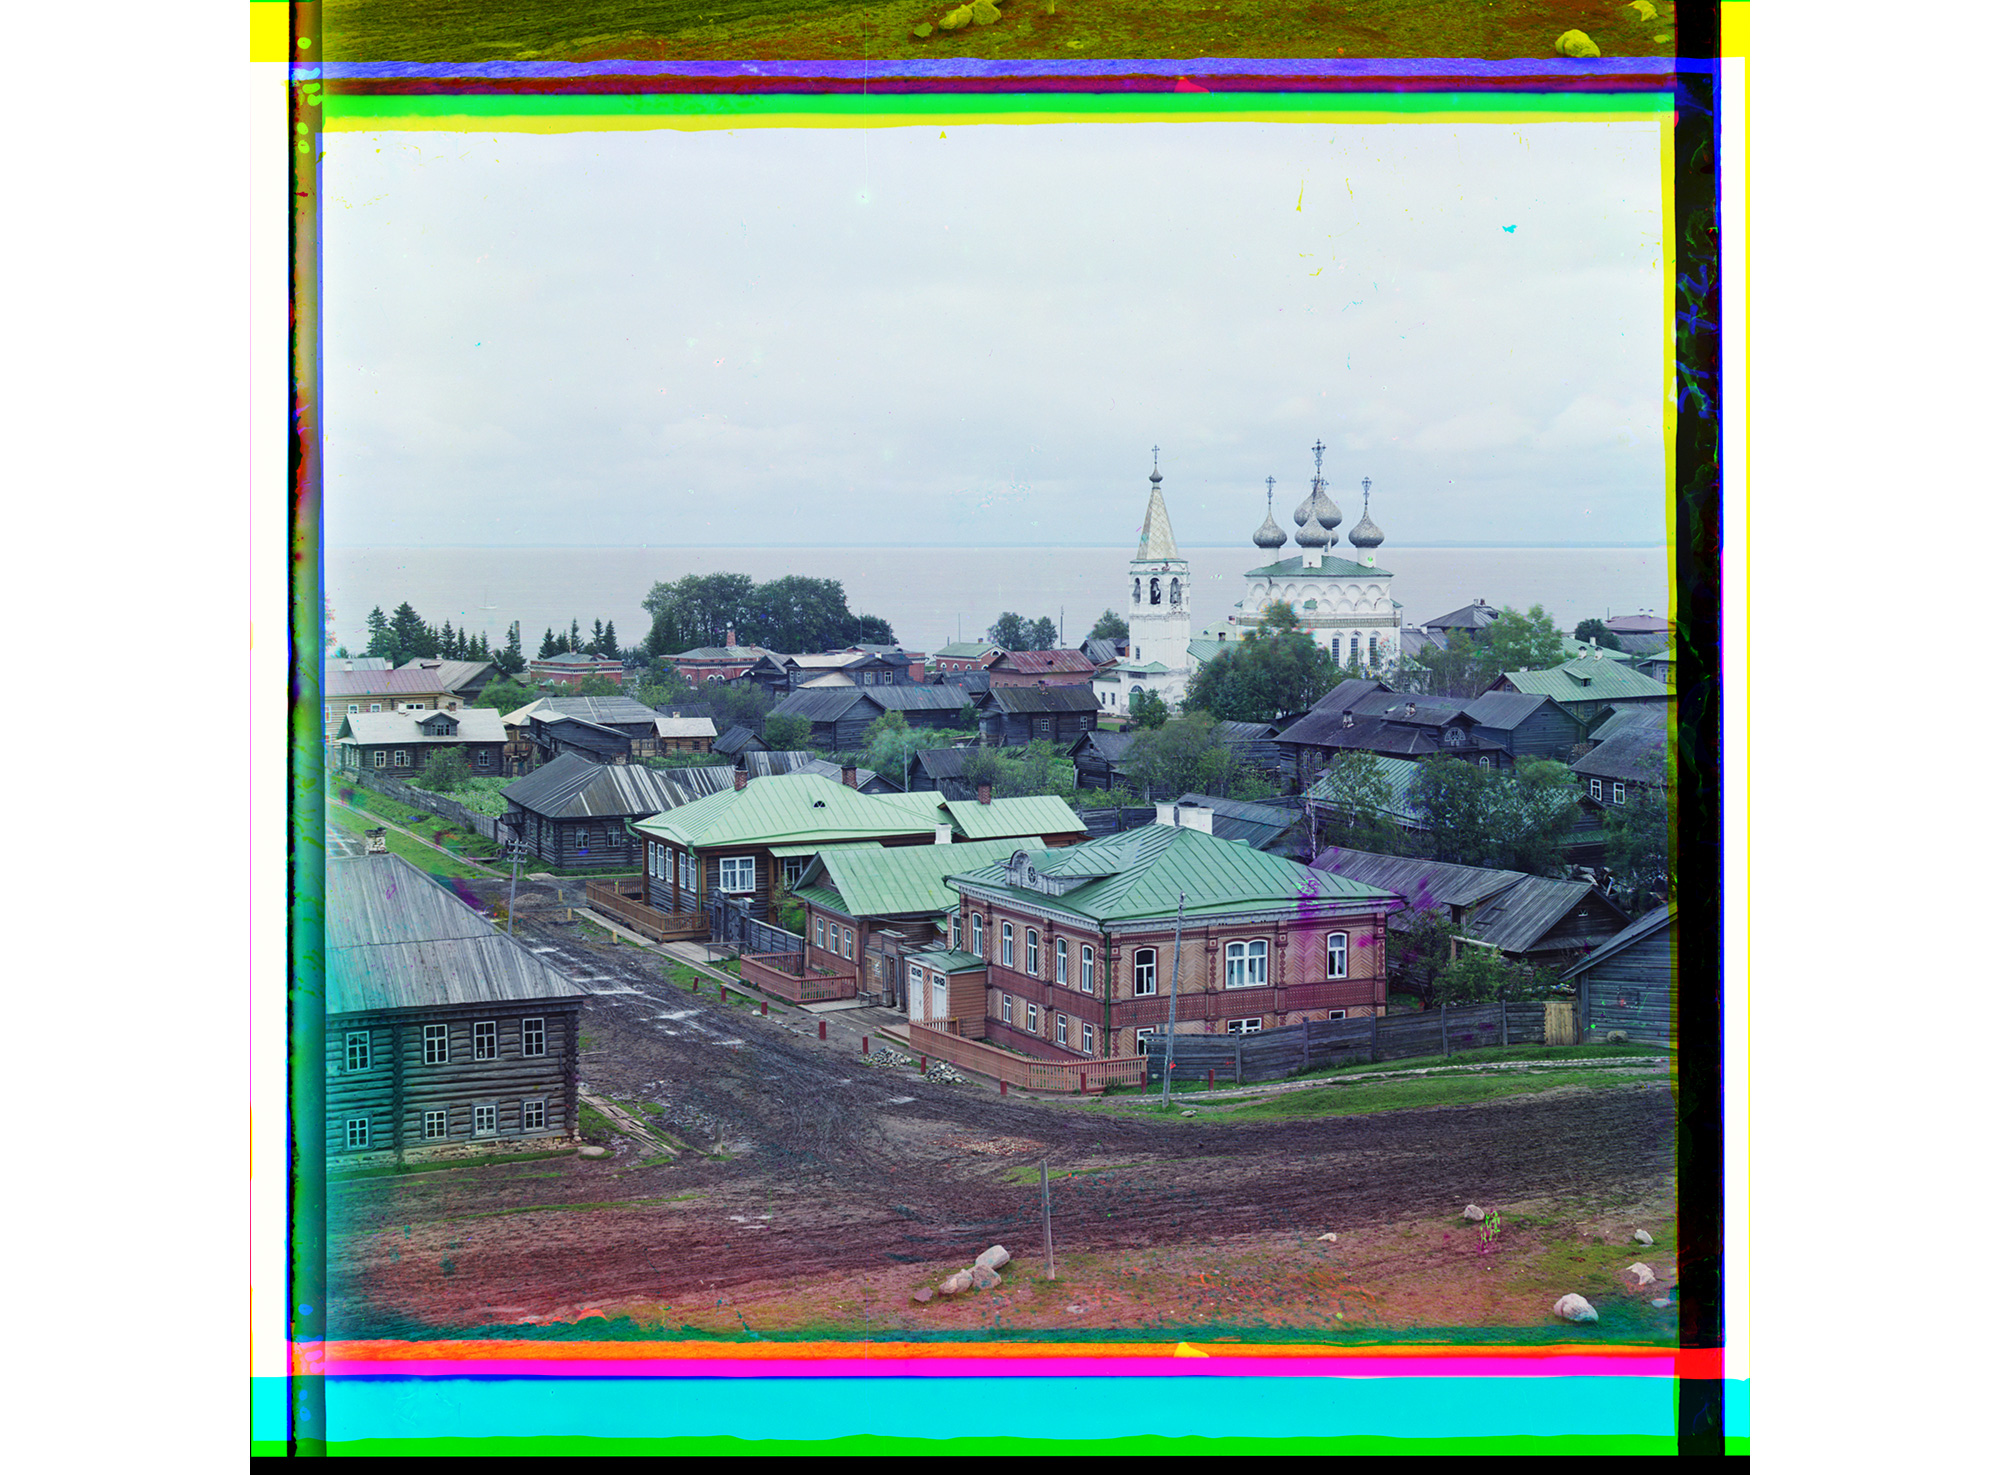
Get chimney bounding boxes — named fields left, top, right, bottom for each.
left=734, top=766, right=748, bottom=792
left=1342, top=712, right=1354, bottom=729
left=842, top=765, right=858, bottom=789
left=1175, top=802, right=1214, bottom=834
left=1155, top=801, right=1179, bottom=827
left=935, top=823, right=953, bottom=845
left=977, top=782, right=992, bottom=805
left=725, top=628, right=736, bottom=648
left=1405, top=701, right=1417, bottom=717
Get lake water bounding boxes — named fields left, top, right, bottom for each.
left=323, top=545, right=1670, bottom=658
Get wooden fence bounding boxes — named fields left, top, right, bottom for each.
left=739, top=951, right=856, bottom=1003
left=336, top=770, right=505, bottom=842
left=1142, top=1001, right=1552, bottom=1084
left=582, top=880, right=709, bottom=942
left=708, top=896, right=805, bottom=956
left=908, top=1024, right=1146, bottom=1094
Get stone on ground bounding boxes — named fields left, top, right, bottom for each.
left=1554, top=1292, right=1599, bottom=1323
left=578, top=1145, right=609, bottom=1159
left=1627, top=1262, right=1657, bottom=1286
left=972, top=1264, right=1002, bottom=1291
left=1462, top=1203, right=1485, bottom=1221
left=939, top=1270, right=973, bottom=1295
left=1555, top=29, right=1602, bottom=57
left=974, top=1245, right=1011, bottom=1270
left=910, top=1286, right=934, bottom=1303
left=1316, top=1232, right=1338, bottom=1242
left=1633, top=1229, right=1654, bottom=1245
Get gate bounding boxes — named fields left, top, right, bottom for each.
left=1543, top=999, right=1578, bottom=1046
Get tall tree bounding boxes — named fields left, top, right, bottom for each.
left=1124, top=711, right=1248, bottom=800
left=1573, top=617, right=1623, bottom=652
left=1127, top=688, right=1170, bottom=730
left=496, top=621, right=525, bottom=676
left=1184, top=603, right=1338, bottom=723
left=1483, top=605, right=1566, bottom=677
left=472, top=677, right=539, bottom=712
left=986, top=612, right=1034, bottom=650
left=600, top=619, right=619, bottom=659
left=388, top=603, right=432, bottom=665
left=762, top=712, right=814, bottom=750
left=852, top=613, right=896, bottom=647
left=538, top=628, right=560, bottom=659
left=1409, top=631, right=1490, bottom=699
left=364, top=606, right=393, bottom=660
left=438, top=620, right=456, bottom=660
left=1026, top=616, right=1059, bottom=652
left=1088, top=609, right=1129, bottom=643
left=567, top=619, right=583, bottom=655
left=1410, top=757, right=1579, bottom=874
left=589, top=618, right=606, bottom=657
left=642, top=572, right=758, bottom=656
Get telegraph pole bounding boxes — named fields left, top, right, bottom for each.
left=1160, top=890, right=1186, bottom=1108
left=506, top=836, right=528, bottom=935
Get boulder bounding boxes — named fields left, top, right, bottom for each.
left=911, top=1286, right=934, bottom=1303
left=1180, top=1109, right=1196, bottom=1117
left=1633, top=1229, right=1654, bottom=1246
left=972, top=0, right=1002, bottom=23
left=1555, top=29, right=1602, bottom=58
left=974, top=1245, right=1012, bottom=1271
left=578, top=1145, right=609, bottom=1159
left=1627, top=1263, right=1657, bottom=1286
left=1627, top=0, right=1658, bottom=19
left=972, top=1264, right=1003, bottom=1291
left=1462, top=1204, right=1485, bottom=1221
left=1554, top=1293, right=1598, bottom=1323
left=939, top=1270, right=973, bottom=1295
left=1316, top=1232, right=1339, bottom=1243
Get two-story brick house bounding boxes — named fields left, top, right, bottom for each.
left=941, top=803, right=1400, bottom=1061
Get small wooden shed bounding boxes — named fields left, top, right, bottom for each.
left=1564, top=904, right=1675, bottom=1046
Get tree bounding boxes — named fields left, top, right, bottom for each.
left=1026, top=616, right=1059, bottom=652
left=634, top=663, right=696, bottom=712
left=763, top=712, right=813, bottom=750
left=1183, top=606, right=1339, bottom=724
left=1124, top=711, right=1249, bottom=800
left=601, top=619, right=619, bottom=659
left=538, top=628, right=560, bottom=659
left=1128, top=688, right=1170, bottom=729
left=364, top=606, right=393, bottom=660
left=1089, top=609, right=1129, bottom=643
left=1601, top=759, right=1672, bottom=903
left=863, top=712, right=926, bottom=788
left=1409, top=631, right=1491, bottom=699
left=986, top=612, right=1033, bottom=650
left=1307, top=752, right=1406, bottom=856
left=573, top=674, right=622, bottom=698
left=415, top=747, right=470, bottom=794
left=1484, top=604, right=1566, bottom=677
left=472, top=677, right=539, bottom=712
left=1433, top=941, right=1551, bottom=1008
left=641, top=572, right=757, bottom=656
left=387, top=602, right=434, bottom=664
left=853, top=613, right=896, bottom=646
left=568, top=619, right=583, bottom=655
left=1410, top=757, right=1579, bottom=874
left=496, top=622, right=525, bottom=676
left=1573, top=618, right=1623, bottom=652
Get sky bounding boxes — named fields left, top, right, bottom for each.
left=321, top=118, right=1667, bottom=549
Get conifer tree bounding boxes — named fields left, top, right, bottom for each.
left=539, top=628, right=560, bottom=659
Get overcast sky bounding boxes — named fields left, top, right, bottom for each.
left=321, top=119, right=1666, bottom=549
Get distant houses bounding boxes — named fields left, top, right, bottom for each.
left=975, top=685, right=1100, bottom=747
left=1491, top=650, right=1674, bottom=727
left=323, top=665, right=468, bottom=739
left=501, top=752, right=730, bottom=871
left=526, top=651, right=625, bottom=688
left=333, top=706, right=507, bottom=778
left=325, top=852, right=587, bottom=1163
left=766, top=684, right=973, bottom=750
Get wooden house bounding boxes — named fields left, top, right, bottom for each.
left=1275, top=688, right=1509, bottom=788
left=501, top=752, right=729, bottom=871
left=1571, top=721, right=1670, bottom=810
left=323, top=666, right=461, bottom=739
left=986, top=649, right=1101, bottom=688
left=1069, top=729, right=1138, bottom=792
left=652, top=715, right=718, bottom=754
left=396, top=657, right=498, bottom=702
left=325, top=852, right=587, bottom=1163
left=1212, top=720, right=1287, bottom=785
left=1459, top=691, right=1587, bottom=763
left=1492, top=651, right=1675, bottom=729
left=1565, top=904, right=1675, bottom=1045
left=523, top=695, right=678, bottom=766
left=1173, top=793, right=1301, bottom=853
left=333, top=707, right=507, bottom=779
left=766, top=685, right=972, bottom=751
left=712, top=725, right=768, bottom=760
left=975, top=685, right=1100, bottom=747
left=939, top=807, right=1402, bottom=1060
left=908, top=746, right=978, bottom=800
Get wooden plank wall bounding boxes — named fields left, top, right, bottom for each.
left=1142, top=1001, right=1551, bottom=1084
left=1578, top=930, right=1675, bottom=1044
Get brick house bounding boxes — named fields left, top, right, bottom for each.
left=939, top=803, right=1401, bottom=1061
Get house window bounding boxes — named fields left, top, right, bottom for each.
left=423, top=1024, right=449, bottom=1064
left=473, top=1021, right=497, bottom=1061
left=575, top=827, right=590, bottom=856
left=783, top=856, right=808, bottom=888
left=1327, top=1010, right=1347, bottom=1021
left=969, top=913, right=983, bottom=957
left=1026, top=929, right=1040, bottom=976
left=842, top=927, right=854, bottom=959
left=347, top=704, right=360, bottom=714
left=1445, top=728, right=1464, bottom=746
left=423, top=1110, right=448, bottom=1140
left=933, top=973, right=947, bottom=1012
left=522, top=1099, right=546, bottom=1131
left=1224, top=939, right=1268, bottom=988
left=373, top=750, right=388, bottom=769
left=908, top=962, right=924, bottom=997
left=1001, top=922, right=1015, bottom=967
left=345, top=1117, right=370, bottom=1150
left=393, top=749, right=409, bottom=768
left=1368, top=635, right=1379, bottom=666
left=1002, top=994, right=1014, bottom=1024
left=1135, top=1026, right=1155, bottom=1048
left=1227, top=1017, right=1264, bottom=1034
left=680, top=852, right=695, bottom=892
left=951, top=914, right=961, bottom=951
left=1589, top=778, right=1603, bottom=802
left=521, top=1018, right=546, bottom=1057
left=816, top=918, right=826, bottom=947
left=1081, top=945, right=1095, bottom=994
left=473, top=1104, right=497, bottom=1136
left=370, top=703, right=382, bottom=713
left=475, top=750, right=493, bottom=770
left=1055, top=938, right=1068, bottom=985
left=1327, top=932, right=1349, bottom=979
left=344, top=1031, right=370, bottom=1072
left=719, top=857, right=755, bottom=893
left=1080, top=1021, right=1095, bottom=1055
left=1478, top=755, right=1491, bottom=768
left=1024, top=1001, right=1039, bottom=1034
left=1056, top=1014, right=1069, bottom=1046
left=1613, top=782, right=1627, bottom=805
left=1133, top=947, right=1157, bottom=996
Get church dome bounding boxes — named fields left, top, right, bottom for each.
left=1348, top=477, right=1383, bottom=549
left=1313, top=484, right=1343, bottom=533
left=1252, top=476, right=1288, bottom=549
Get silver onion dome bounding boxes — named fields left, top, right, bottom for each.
left=1348, top=477, right=1383, bottom=549
left=1253, top=475, right=1288, bottom=549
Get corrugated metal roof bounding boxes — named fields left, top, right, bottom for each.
left=799, top=837, right=1044, bottom=919
left=795, top=673, right=856, bottom=688
left=1503, top=658, right=1674, bottom=703
left=634, top=772, right=937, bottom=849
left=1590, top=705, right=1670, bottom=740
left=740, top=751, right=887, bottom=790
left=326, top=854, right=587, bottom=1014
left=1604, top=614, right=1671, bottom=634
left=325, top=668, right=453, bottom=698
left=915, top=747, right=970, bottom=780
left=944, top=794, right=1087, bottom=840
left=904, top=946, right=988, bottom=973
left=396, top=658, right=496, bottom=690
left=671, top=643, right=775, bottom=661
left=1421, top=601, right=1501, bottom=631
left=531, top=695, right=664, bottom=727
left=1561, top=904, right=1673, bottom=979
left=869, top=685, right=975, bottom=712
left=1570, top=727, right=1670, bottom=784
left=993, top=649, right=1098, bottom=675
left=768, top=840, right=885, bottom=859
left=871, top=791, right=950, bottom=826
left=1559, top=636, right=1635, bottom=664
left=334, top=709, right=506, bottom=746
left=1461, top=690, right=1554, bottom=731
left=933, top=642, right=1002, bottom=660
left=1080, top=637, right=1122, bottom=665
left=501, top=751, right=723, bottom=820
left=1466, top=875, right=1615, bottom=954
left=1310, top=847, right=1524, bottom=913
left=1185, top=638, right=1228, bottom=666
left=768, top=688, right=868, bottom=721
left=952, top=824, right=1398, bottom=925
left=1174, top=793, right=1297, bottom=850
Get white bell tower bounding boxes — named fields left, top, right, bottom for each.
left=1126, top=448, right=1192, bottom=702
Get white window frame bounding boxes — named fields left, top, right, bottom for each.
left=521, top=1018, right=546, bottom=1057
left=521, top=1099, right=546, bottom=1131
left=816, top=917, right=826, bottom=948
left=1024, top=1001, right=1039, bottom=1034
left=951, top=914, right=961, bottom=951
left=373, top=750, right=388, bottom=769
left=1590, top=777, right=1603, bottom=801
left=1026, top=928, right=1040, bottom=976
left=422, top=1110, right=448, bottom=1140
left=1613, top=782, right=1627, bottom=805
left=969, top=913, right=983, bottom=957
left=783, top=856, right=809, bottom=888
left=1133, top=947, right=1157, bottom=996
left=680, top=852, right=695, bottom=891
left=1327, top=932, right=1349, bottom=980
left=472, top=1103, right=498, bottom=1136
left=347, top=703, right=360, bottom=714
left=344, top=1030, right=370, bottom=1072
left=475, top=749, right=493, bottom=769
left=1055, top=1014, right=1069, bottom=1047
left=1224, top=939, right=1269, bottom=989
left=1055, top=938, right=1068, bottom=985
left=473, top=1021, right=497, bottom=1061
left=369, top=703, right=382, bottom=713
left=1327, top=1010, right=1347, bottom=1021
left=842, top=927, right=854, bottom=960
left=423, top=1024, right=449, bottom=1065
left=1226, top=1017, right=1264, bottom=1034
left=393, top=749, right=409, bottom=768
left=345, top=1116, right=370, bottom=1150
left=719, top=856, right=756, bottom=893
left=1081, top=944, right=1095, bottom=995
left=1080, top=1022, right=1095, bottom=1055
left=1002, top=994, right=1013, bottom=1025
left=1001, top=921, right=1014, bottom=968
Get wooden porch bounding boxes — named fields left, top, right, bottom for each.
left=739, top=950, right=858, bottom=1003
left=907, top=1024, right=1145, bottom=1094
left=583, top=880, right=709, bottom=943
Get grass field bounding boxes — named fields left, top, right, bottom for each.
left=319, top=0, right=1677, bottom=66
left=328, top=803, right=491, bottom=880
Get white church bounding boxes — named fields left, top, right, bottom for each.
left=1093, top=443, right=1400, bottom=717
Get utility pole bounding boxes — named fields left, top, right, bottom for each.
left=1160, top=890, right=1187, bottom=1108
left=1040, top=1160, right=1055, bottom=1280
left=506, top=836, right=527, bottom=935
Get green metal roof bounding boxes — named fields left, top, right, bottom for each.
left=794, top=837, right=1046, bottom=920
left=905, top=946, right=988, bottom=974
left=934, top=641, right=1002, bottom=659
left=871, top=791, right=950, bottom=826
left=767, top=840, right=884, bottom=859
left=1242, top=553, right=1392, bottom=580
left=1186, top=640, right=1227, bottom=665
left=1559, top=636, right=1635, bottom=664
left=949, top=823, right=1397, bottom=925
left=1305, top=755, right=1425, bottom=824
left=1503, top=658, right=1674, bottom=704
left=944, top=795, right=1087, bottom=841
left=633, top=772, right=936, bottom=849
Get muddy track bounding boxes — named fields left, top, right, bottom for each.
left=330, top=903, right=1676, bottom=1331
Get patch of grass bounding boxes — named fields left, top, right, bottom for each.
left=329, top=1148, right=575, bottom=1181
left=578, top=1104, right=620, bottom=1143
left=326, top=804, right=489, bottom=879
left=1000, top=1162, right=1134, bottom=1187
left=450, top=1190, right=706, bottom=1221
left=1294, top=1042, right=1668, bottom=1081
left=1229, top=1070, right=1632, bottom=1120
left=640, top=1102, right=666, bottom=1117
